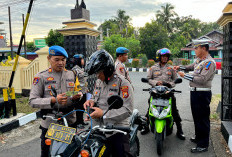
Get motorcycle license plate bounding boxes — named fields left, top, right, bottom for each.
left=45, top=123, right=76, bottom=144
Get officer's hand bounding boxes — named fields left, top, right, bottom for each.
left=156, top=81, right=163, bottom=86
left=89, top=107, right=103, bottom=119
left=178, top=71, right=185, bottom=78
left=83, top=100, right=94, bottom=110
left=72, top=92, right=83, bottom=101
left=173, top=66, right=180, bottom=71
left=57, top=93, right=68, bottom=105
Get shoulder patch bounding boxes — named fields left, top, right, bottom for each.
left=112, top=83, right=117, bottom=87
left=33, top=77, right=40, bottom=85
left=119, top=67, right=124, bottom=73
left=205, top=61, right=211, bottom=70
left=121, top=86, right=129, bottom=98
left=167, top=67, right=172, bottom=70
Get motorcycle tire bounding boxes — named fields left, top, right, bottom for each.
left=156, top=132, right=163, bottom=155
left=130, top=136, right=140, bottom=157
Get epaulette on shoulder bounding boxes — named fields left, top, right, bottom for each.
left=38, top=69, right=48, bottom=74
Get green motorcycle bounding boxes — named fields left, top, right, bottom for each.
left=141, top=78, right=182, bottom=155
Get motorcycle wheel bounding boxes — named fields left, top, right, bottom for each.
left=156, top=132, right=163, bottom=155
left=130, top=136, right=140, bottom=157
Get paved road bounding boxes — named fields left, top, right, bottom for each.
left=0, top=72, right=221, bottom=157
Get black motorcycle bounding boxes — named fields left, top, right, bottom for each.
left=44, top=87, right=142, bottom=157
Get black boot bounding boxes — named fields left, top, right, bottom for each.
left=176, top=122, right=185, bottom=140
left=141, top=125, right=150, bottom=135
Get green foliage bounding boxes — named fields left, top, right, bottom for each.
left=132, top=58, right=139, bottom=68
left=45, top=29, right=64, bottom=47
left=181, top=59, right=190, bottom=65
left=139, top=20, right=169, bottom=59
left=103, top=34, right=141, bottom=58
left=138, top=54, right=148, bottom=67
left=148, top=59, right=155, bottom=67
left=26, top=41, right=36, bottom=52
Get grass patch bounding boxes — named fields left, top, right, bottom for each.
left=210, top=94, right=221, bottom=122
left=15, top=97, right=38, bottom=114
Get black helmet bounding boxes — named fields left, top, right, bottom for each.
left=85, top=49, right=115, bottom=82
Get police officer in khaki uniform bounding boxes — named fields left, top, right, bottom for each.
left=72, top=54, right=89, bottom=128
left=174, top=40, right=216, bottom=153
left=29, top=46, right=81, bottom=157
left=84, top=50, right=134, bottom=157
left=115, top=47, right=132, bottom=83
left=141, top=48, right=185, bottom=140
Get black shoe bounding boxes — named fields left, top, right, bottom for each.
left=176, top=131, right=186, bottom=140
left=190, top=137, right=198, bottom=144
left=141, top=126, right=150, bottom=135
left=191, top=147, right=208, bottom=153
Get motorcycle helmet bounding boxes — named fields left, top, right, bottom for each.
left=157, top=48, right=171, bottom=61
left=85, top=49, right=115, bottom=83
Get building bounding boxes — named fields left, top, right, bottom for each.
left=181, top=30, right=223, bottom=62
left=0, top=22, right=6, bottom=48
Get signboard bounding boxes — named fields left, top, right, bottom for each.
left=34, top=38, right=47, bottom=48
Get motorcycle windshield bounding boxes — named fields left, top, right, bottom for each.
left=51, top=140, right=69, bottom=156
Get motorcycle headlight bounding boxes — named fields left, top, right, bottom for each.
left=151, top=106, right=160, bottom=118
left=159, top=105, right=171, bottom=119
left=151, top=105, right=171, bottom=119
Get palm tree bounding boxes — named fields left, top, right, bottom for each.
left=114, top=9, right=131, bottom=33
left=156, top=3, right=177, bottom=33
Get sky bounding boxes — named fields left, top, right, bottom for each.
left=0, top=0, right=230, bottom=45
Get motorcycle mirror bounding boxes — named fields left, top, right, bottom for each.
left=141, top=78, right=148, bottom=83
left=107, top=95, right=123, bottom=110
left=51, top=86, right=57, bottom=97
left=174, top=78, right=182, bottom=84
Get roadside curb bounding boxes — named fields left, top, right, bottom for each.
left=0, top=111, right=40, bottom=133
left=127, top=68, right=222, bottom=74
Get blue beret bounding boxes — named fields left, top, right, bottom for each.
left=49, top=45, right=68, bottom=58
left=73, top=54, right=84, bottom=59
left=116, top=47, right=129, bottom=54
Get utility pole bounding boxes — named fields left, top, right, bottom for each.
left=8, top=6, right=13, bottom=58
left=22, top=14, right=27, bottom=58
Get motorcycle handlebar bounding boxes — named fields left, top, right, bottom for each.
left=105, top=126, right=131, bottom=133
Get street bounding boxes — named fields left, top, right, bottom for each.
left=0, top=72, right=221, bottom=157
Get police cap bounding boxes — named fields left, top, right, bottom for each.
left=116, top=47, right=129, bottom=54
left=192, top=39, right=210, bottom=48
left=73, top=54, right=84, bottom=59
left=49, top=45, right=68, bottom=58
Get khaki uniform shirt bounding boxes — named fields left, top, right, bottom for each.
left=72, top=65, right=88, bottom=94
left=184, top=54, right=216, bottom=88
left=115, top=59, right=132, bottom=83
left=91, top=74, right=133, bottom=127
left=29, top=68, right=76, bottom=129
left=147, top=63, right=177, bottom=88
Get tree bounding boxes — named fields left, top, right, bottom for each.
left=114, top=9, right=131, bottom=33
left=26, top=41, right=36, bottom=52
left=45, top=29, right=64, bottom=47
left=139, top=20, right=169, bottom=59
left=103, top=34, right=140, bottom=58
left=156, top=3, right=177, bottom=33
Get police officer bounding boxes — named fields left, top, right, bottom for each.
left=72, top=54, right=89, bottom=128
left=84, top=49, right=134, bottom=157
left=29, top=45, right=81, bottom=157
left=141, top=48, right=185, bottom=140
left=115, top=47, right=132, bottom=83
left=174, top=40, right=216, bottom=153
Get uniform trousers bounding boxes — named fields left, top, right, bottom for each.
left=190, top=91, right=211, bottom=148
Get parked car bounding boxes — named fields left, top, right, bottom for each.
left=213, top=58, right=222, bottom=70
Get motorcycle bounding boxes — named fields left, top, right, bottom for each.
left=44, top=87, right=142, bottom=157
left=141, top=78, right=182, bottom=155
